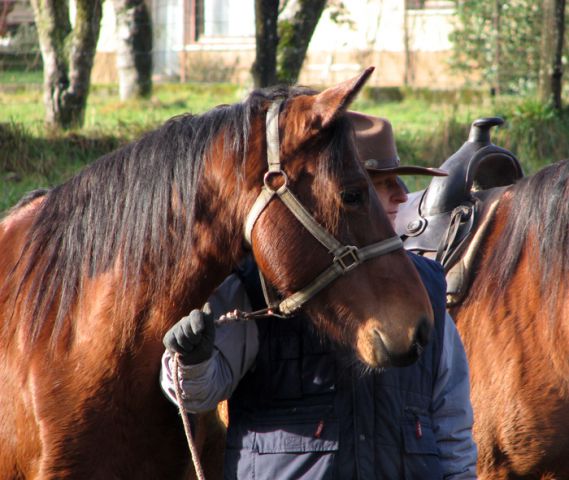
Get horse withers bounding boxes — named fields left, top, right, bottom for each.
left=0, top=68, right=433, bottom=478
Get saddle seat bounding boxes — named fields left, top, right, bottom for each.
left=395, top=118, right=523, bottom=306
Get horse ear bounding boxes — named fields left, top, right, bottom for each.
left=311, top=66, right=375, bottom=129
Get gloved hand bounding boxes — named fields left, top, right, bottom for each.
left=163, top=303, right=215, bottom=365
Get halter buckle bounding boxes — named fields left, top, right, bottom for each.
left=334, top=246, right=360, bottom=273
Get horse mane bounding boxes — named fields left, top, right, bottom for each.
left=483, top=159, right=569, bottom=310
left=8, top=188, right=50, bottom=211
left=8, top=84, right=352, bottom=349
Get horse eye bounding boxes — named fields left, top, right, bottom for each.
left=341, top=189, right=365, bottom=206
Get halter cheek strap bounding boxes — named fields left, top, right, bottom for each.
left=244, top=100, right=403, bottom=315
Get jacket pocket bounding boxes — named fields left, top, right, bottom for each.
left=401, top=410, right=443, bottom=480
left=230, top=420, right=339, bottom=480
left=254, top=419, right=339, bottom=454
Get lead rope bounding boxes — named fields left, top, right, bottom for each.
left=173, top=353, right=206, bottom=480
left=172, top=310, right=281, bottom=480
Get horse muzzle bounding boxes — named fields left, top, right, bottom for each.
left=357, top=316, right=432, bottom=369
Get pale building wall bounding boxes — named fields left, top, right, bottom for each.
left=96, top=0, right=118, bottom=52
left=152, top=0, right=183, bottom=77
left=92, top=0, right=463, bottom=89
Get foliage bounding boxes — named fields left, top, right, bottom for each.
left=327, top=0, right=355, bottom=28
left=490, top=96, right=569, bottom=173
left=449, top=0, right=543, bottom=95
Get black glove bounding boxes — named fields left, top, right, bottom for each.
left=163, top=303, right=215, bottom=365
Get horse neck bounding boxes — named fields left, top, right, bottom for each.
left=170, top=140, right=264, bottom=301
left=145, top=179, right=253, bottom=338
left=453, top=191, right=569, bottom=373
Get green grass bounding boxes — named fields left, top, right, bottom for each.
left=0, top=82, right=251, bottom=212
left=0, top=82, right=244, bottom=128
left=0, top=68, right=43, bottom=85
left=1, top=80, right=568, bottom=214
left=83, top=82, right=248, bottom=129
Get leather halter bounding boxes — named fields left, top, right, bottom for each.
left=243, top=100, right=403, bottom=315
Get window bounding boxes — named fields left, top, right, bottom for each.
left=406, top=0, right=454, bottom=9
left=194, top=0, right=254, bottom=39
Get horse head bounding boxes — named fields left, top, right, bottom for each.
left=199, top=67, right=434, bottom=368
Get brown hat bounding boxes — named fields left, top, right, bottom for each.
left=348, top=111, right=447, bottom=177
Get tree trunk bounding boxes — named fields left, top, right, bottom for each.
left=251, top=0, right=279, bottom=88
left=551, top=0, right=566, bottom=110
left=112, top=0, right=152, bottom=101
left=492, top=0, right=501, bottom=95
left=276, top=0, right=327, bottom=85
left=31, top=0, right=103, bottom=129
left=403, top=2, right=414, bottom=86
left=539, top=0, right=566, bottom=110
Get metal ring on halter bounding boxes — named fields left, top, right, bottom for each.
left=263, top=170, right=288, bottom=192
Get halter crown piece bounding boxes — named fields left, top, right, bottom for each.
left=243, top=100, right=403, bottom=315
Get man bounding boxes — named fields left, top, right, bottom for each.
left=348, top=111, right=448, bottom=224
left=160, top=112, right=477, bottom=479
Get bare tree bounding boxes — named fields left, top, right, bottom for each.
left=276, top=0, right=327, bottom=84
left=252, top=0, right=329, bottom=88
left=0, top=0, right=16, bottom=37
left=112, top=0, right=152, bottom=101
left=251, top=0, right=279, bottom=87
left=403, top=2, right=415, bottom=86
left=492, top=0, right=501, bottom=95
left=539, top=0, right=566, bottom=110
left=31, top=0, right=103, bottom=129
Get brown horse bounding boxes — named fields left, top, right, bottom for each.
left=449, top=159, right=569, bottom=479
left=0, top=69, right=434, bottom=479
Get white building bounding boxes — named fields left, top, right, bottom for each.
left=93, top=0, right=462, bottom=89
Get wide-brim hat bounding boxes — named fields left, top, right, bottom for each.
left=348, top=111, right=448, bottom=177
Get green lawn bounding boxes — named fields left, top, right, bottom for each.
left=0, top=68, right=42, bottom=85
left=1, top=79, right=567, bottom=214
left=0, top=82, right=245, bottom=128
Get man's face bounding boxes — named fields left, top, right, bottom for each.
left=371, top=174, right=408, bottom=226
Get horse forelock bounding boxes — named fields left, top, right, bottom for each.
left=312, top=115, right=353, bottom=232
left=482, top=159, right=569, bottom=313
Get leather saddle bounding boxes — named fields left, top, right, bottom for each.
left=395, top=117, right=524, bottom=306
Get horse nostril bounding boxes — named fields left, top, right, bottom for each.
left=414, top=317, right=431, bottom=348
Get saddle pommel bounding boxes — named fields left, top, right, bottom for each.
left=395, top=117, right=524, bottom=306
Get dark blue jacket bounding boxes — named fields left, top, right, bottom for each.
left=224, top=254, right=447, bottom=479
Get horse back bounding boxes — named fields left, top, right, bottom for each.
left=452, top=189, right=569, bottom=479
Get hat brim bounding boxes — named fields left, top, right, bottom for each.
left=366, top=165, right=448, bottom=177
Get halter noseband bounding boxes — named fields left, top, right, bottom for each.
left=244, top=100, right=403, bottom=315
